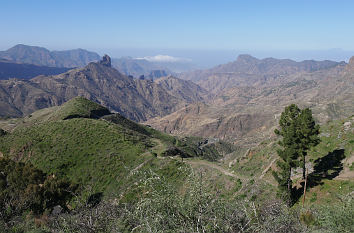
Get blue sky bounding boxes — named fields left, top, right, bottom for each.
left=1, top=0, right=354, bottom=65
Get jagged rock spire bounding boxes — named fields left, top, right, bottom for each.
left=100, top=54, right=111, bottom=67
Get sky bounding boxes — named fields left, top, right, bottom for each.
left=1, top=0, right=354, bottom=66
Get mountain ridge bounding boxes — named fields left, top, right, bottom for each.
left=179, top=54, right=344, bottom=93
left=0, top=55, right=207, bottom=121
left=0, top=44, right=101, bottom=68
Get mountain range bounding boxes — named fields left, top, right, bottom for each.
left=0, top=44, right=196, bottom=79
left=0, top=44, right=100, bottom=68
left=1, top=47, right=353, bottom=146
left=0, top=55, right=207, bottom=121
left=147, top=55, right=354, bottom=146
left=179, top=54, right=344, bottom=93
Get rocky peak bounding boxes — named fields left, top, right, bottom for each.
left=99, top=55, right=111, bottom=67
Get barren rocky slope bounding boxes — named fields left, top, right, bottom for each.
left=147, top=57, right=354, bottom=147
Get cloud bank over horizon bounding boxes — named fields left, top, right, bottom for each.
left=135, top=55, right=192, bottom=63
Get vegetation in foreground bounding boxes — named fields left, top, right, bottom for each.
left=1, top=167, right=352, bottom=233
left=0, top=98, right=353, bottom=232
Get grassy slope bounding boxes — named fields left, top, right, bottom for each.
left=301, top=116, right=354, bottom=207
left=0, top=97, right=235, bottom=202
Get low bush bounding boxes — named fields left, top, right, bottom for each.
left=0, top=158, right=76, bottom=225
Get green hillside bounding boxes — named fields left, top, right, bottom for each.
left=0, top=98, right=353, bottom=232
left=0, top=97, right=233, bottom=200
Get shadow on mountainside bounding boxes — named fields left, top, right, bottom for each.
left=292, top=149, right=345, bottom=204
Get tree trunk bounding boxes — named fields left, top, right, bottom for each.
left=287, top=167, right=292, bottom=206
left=302, top=152, right=306, bottom=180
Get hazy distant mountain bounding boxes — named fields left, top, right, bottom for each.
left=112, top=57, right=166, bottom=77
left=179, top=54, right=343, bottom=93
left=0, top=55, right=207, bottom=121
left=0, top=44, right=100, bottom=68
left=0, top=59, right=71, bottom=80
left=112, top=55, right=196, bottom=78
left=212, top=54, right=341, bottom=75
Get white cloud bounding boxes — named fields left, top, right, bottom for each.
left=135, top=55, right=191, bottom=63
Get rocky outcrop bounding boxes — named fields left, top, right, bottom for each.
left=99, top=55, right=111, bottom=67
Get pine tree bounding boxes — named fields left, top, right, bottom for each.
left=273, top=104, right=301, bottom=205
left=273, top=104, right=320, bottom=205
left=297, top=108, right=320, bottom=180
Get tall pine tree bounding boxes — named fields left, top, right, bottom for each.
left=273, top=104, right=301, bottom=205
left=273, top=104, right=320, bottom=205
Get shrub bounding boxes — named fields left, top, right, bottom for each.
left=315, top=195, right=354, bottom=232
left=0, top=158, right=76, bottom=221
